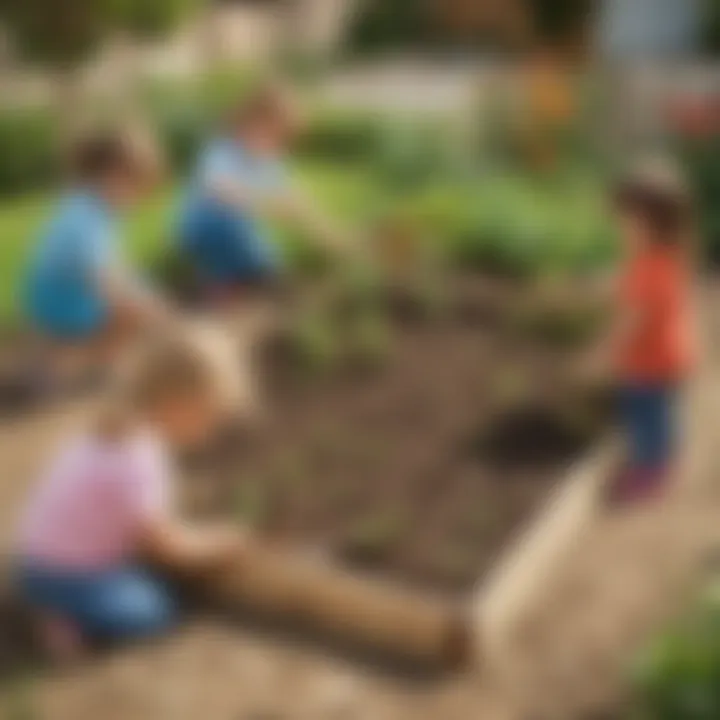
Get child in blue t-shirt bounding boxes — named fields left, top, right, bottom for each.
left=179, top=82, right=348, bottom=307
left=23, top=132, right=169, bottom=389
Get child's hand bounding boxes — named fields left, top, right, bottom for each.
left=578, top=344, right=609, bottom=387
left=203, top=524, right=254, bottom=571
left=140, top=517, right=255, bottom=575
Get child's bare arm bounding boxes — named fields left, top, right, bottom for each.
left=206, top=175, right=291, bottom=219
left=137, top=516, right=250, bottom=574
left=583, top=305, right=643, bottom=382
left=95, top=265, right=174, bottom=327
left=207, top=175, right=358, bottom=255
left=283, top=188, right=358, bottom=254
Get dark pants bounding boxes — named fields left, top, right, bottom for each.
left=619, top=382, right=678, bottom=472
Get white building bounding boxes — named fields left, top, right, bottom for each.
left=595, top=0, right=704, bottom=58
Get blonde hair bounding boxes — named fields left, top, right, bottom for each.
left=230, top=79, right=304, bottom=137
left=95, top=335, right=217, bottom=440
left=97, top=322, right=260, bottom=440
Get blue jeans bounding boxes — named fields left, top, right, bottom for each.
left=15, top=562, right=177, bottom=641
left=619, top=382, right=678, bottom=471
left=180, top=208, right=280, bottom=285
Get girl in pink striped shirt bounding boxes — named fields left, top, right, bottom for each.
left=15, top=335, right=247, bottom=658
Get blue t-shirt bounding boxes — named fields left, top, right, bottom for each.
left=178, top=138, right=288, bottom=280
left=24, top=191, right=119, bottom=336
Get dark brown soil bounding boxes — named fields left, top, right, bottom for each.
left=186, top=276, right=610, bottom=596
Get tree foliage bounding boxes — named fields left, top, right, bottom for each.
left=706, top=0, right=720, bottom=52
left=346, top=0, right=594, bottom=53
left=0, top=0, right=202, bottom=67
left=347, top=0, right=429, bottom=53
left=110, top=0, right=203, bottom=40
left=0, top=0, right=108, bottom=67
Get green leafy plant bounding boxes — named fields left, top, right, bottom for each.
left=290, top=309, right=341, bottom=375
left=344, top=309, right=393, bottom=368
left=0, top=0, right=201, bottom=111
left=373, top=119, right=458, bottom=193
left=110, top=0, right=201, bottom=40
left=630, top=581, right=720, bottom=719
left=0, top=109, right=59, bottom=196
left=296, top=109, right=386, bottom=162
left=492, top=366, right=533, bottom=409
left=677, top=136, right=720, bottom=264
left=425, top=541, right=478, bottom=586
left=340, top=509, right=408, bottom=566
left=508, top=302, right=604, bottom=349
left=234, top=480, right=271, bottom=528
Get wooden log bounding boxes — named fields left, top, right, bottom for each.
left=205, top=545, right=471, bottom=670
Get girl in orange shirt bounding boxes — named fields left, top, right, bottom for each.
left=608, top=162, right=695, bottom=504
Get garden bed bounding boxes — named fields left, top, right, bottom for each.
left=185, top=273, right=611, bottom=598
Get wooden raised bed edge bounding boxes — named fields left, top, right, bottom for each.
left=191, top=437, right=620, bottom=674
left=472, top=437, right=621, bottom=671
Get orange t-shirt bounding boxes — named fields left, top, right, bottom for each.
left=616, top=247, right=695, bottom=383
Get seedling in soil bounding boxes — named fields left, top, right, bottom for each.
left=491, top=366, right=532, bottom=409
left=274, top=449, right=313, bottom=492
left=385, top=272, right=449, bottom=325
left=306, top=423, right=358, bottom=470
left=371, top=214, right=427, bottom=280
left=0, top=667, right=39, bottom=720
left=339, top=510, right=408, bottom=568
left=455, top=496, right=503, bottom=541
left=509, top=301, right=605, bottom=349
left=417, top=275, right=451, bottom=321
left=326, top=475, right=360, bottom=506
left=351, top=435, right=392, bottom=470
left=344, top=311, right=393, bottom=369
left=424, top=542, right=480, bottom=588
left=558, top=399, right=604, bottom=438
left=290, top=311, right=340, bottom=375
left=234, top=481, right=272, bottom=528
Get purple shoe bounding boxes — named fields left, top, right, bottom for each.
left=606, top=466, right=669, bottom=507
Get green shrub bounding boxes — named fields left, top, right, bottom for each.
left=141, top=66, right=256, bottom=172
left=436, top=174, right=614, bottom=277
left=678, top=137, right=720, bottom=264
left=150, top=99, right=212, bottom=173
left=631, top=582, right=720, bottom=719
left=296, top=109, right=385, bottom=162
left=290, top=309, right=341, bottom=375
left=340, top=509, right=407, bottom=566
left=344, top=309, right=393, bottom=367
left=0, top=68, right=254, bottom=197
left=297, top=109, right=459, bottom=180
left=372, top=119, right=459, bottom=193
left=385, top=171, right=614, bottom=278
left=0, top=108, right=60, bottom=196
left=508, top=301, right=605, bottom=348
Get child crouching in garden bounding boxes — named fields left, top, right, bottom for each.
left=177, top=80, right=352, bottom=322
left=22, top=129, right=171, bottom=396
left=606, top=160, right=696, bottom=505
left=14, top=334, right=249, bottom=658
